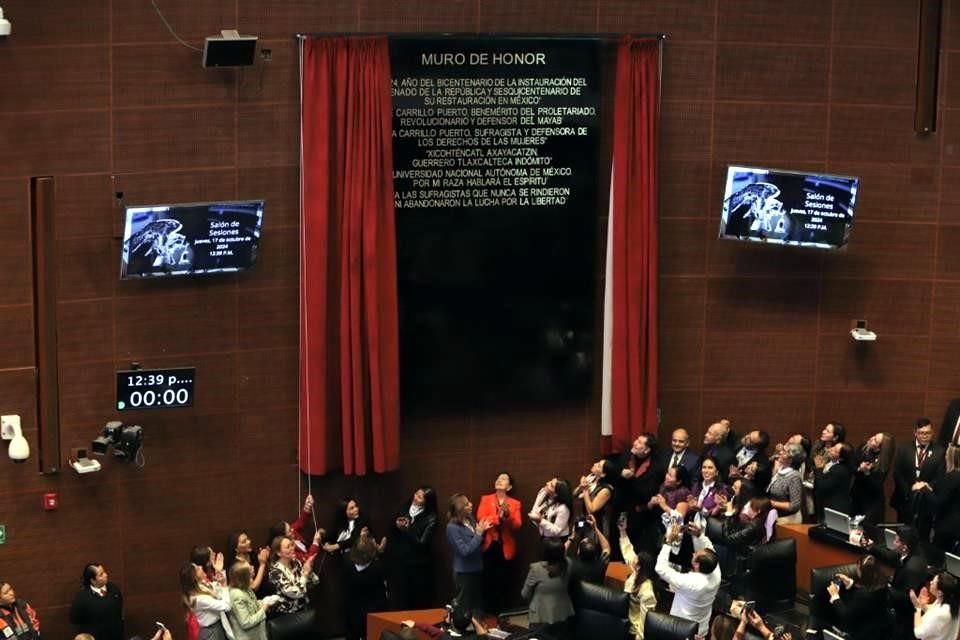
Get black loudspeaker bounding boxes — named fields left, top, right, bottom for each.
left=202, top=33, right=257, bottom=68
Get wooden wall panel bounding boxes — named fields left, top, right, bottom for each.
left=702, top=333, right=818, bottom=387
left=660, top=218, right=708, bottom=274
left=715, top=45, right=829, bottom=103
left=0, top=1, right=956, bottom=636
left=705, top=278, right=820, bottom=333
left=113, top=44, right=237, bottom=107
left=717, top=0, right=832, bottom=43
left=0, top=47, right=109, bottom=113
left=239, top=41, right=300, bottom=104
left=238, top=0, right=358, bottom=36
left=113, top=108, right=236, bottom=172
left=660, top=158, right=712, bottom=217
left=830, top=106, right=941, bottom=164
left=237, top=104, right=300, bottom=168
left=598, top=0, right=717, bottom=40
left=833, top=0, right=920, bottom=46
left=831, top=47, right=917, bottom=106
left=57, top=237, right=118, bottom=300
left=479, top=0, right=598, bottom=32
left=0, top=111, right=110, bottom=177
left=827, top=163, right=939, bottom=223
left=662, top=44, right=715, bottom=103
left=114, top=288, right=239, bottom=357
left=0, top=0, right=109, bottom=45
left=55, top=175, right=117, bottom=239
left=110, top=0, right=235, bottom=44
left=713, top=103, right=828, bottom=165
left=0, top=305, right=35, bottom=368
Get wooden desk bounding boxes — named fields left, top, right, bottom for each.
left=605, top=561, right=630, bottom=590
left=367, top=608, right=447, bottom=640
left=777, top=523, right=863, bottom=593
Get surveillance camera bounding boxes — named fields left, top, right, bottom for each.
left=0, top=7, right=11, bottom=37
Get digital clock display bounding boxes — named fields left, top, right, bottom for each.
left=116, top=367, right=195, bottom=410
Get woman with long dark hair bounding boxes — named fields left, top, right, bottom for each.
left=0, top=581, right=40, bottom=640
left=226, top=532, right=271, bottom=594
left=180, top=562, right=231, bottom=640
left=825, top=554, right=889, bottom=640
left=323, top=498, right=381, bottom=557
left=910, top=570, right=960, bottom=640
left=387, top=486, right=439, bottom=609
left=521, top=538, right=574, bottom=637
left=850, top=432, right=895, bottom=525
left=529, top=477, right=573, bottom=541
left=932, top=445, right=960, bottom=554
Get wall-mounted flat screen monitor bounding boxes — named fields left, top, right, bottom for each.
left=120, top=200, right=264, bottom=279
left=719, top=166, right=859, bottom=250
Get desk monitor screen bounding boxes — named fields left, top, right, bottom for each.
left=824, top=508, right=852, bottom=535
left=946, top=552, right=960, bottom=577
left=883, top=528, right=899, bottom=550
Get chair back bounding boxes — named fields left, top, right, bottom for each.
left=572, top=581, right=629, bottom=640
left=644, top=610, right=699, bottom=640
left=745, top=537, right=797, bottom=610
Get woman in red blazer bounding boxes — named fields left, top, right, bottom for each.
left=477, top=472, right=523, bottom=615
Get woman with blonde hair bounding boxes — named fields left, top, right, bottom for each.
left=932, top=444, right=960, bottom=553
left=227, top=561, right=279, bottom=640
left=445, top=493, right=492, bottom=616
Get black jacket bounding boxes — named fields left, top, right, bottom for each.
left=830, top=584, right=888, bottom=640
left=814, top=462, right=852, bottom=518
left=891, top=441, right=945, bottom=509
left=870, top=544, right=929, bottom=618
left=932, top=470, right=960, bottom=543
left=69, top=582, right=124, bottom=640
left=850, top=445, right=888, bottom=523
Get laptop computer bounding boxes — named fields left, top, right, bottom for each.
left=824, top=508, right=852, bottom=535
left=946, top=552, right=960, bottom=577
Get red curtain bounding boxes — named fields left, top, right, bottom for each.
left=299, top=36, right=400, bottom=475
left=608, top=37, right=660, bottom=452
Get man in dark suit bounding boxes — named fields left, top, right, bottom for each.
left=864, top=525, right=929, bottom=640
left=699, top=421, right=736, bottom=483
left=69, top=563, right=124, bottom=640
left=891, top=418, right=944, bottom=540
left=657, top=427, right=700, bottom=477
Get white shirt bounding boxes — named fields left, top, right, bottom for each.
left=191, top=586, right=232, bottom=627
left=655, top=533, right=721, bottom=635
left=529, top=488, right=571, bottom=538
left=336, top=519, right=355, bottom=543
left=914, top=600, right=960, bottom=640
left=89, top=585, right=107, bottom=597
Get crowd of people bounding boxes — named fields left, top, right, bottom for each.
left=5, top=417, right=960, bottom=640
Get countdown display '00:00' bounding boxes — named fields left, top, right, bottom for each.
left=125, top=388, right=191, bottom=408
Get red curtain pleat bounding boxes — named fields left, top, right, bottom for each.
left=300, top=36, right=400, bottom=476
left=609, top=37, right=660, bottom=452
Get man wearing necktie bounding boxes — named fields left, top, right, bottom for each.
left=69, top=563, right=124, bottom=640
left=892, top=418, right=945, bottom=540
left=657, top=428, right=699, bottom=477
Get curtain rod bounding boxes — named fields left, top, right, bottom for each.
left=293, top=32, right=668, bottom=40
